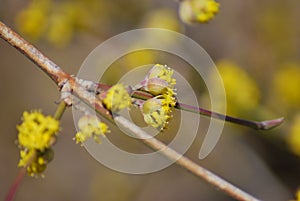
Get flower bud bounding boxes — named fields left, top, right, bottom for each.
left=147, top=64, right=176, bottom=86
left=146, top=78, right=169, bottom=95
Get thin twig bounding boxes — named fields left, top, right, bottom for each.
left=177, top=102, right=284, bottom=130
left=130, top=89, right=284, bottom=130
left=53, top=102, right=67, bottom=120
left=5, top=149, right=37, bottom=201
left=0, top=20, right=260, bottom=201
left=5, top=168, right=26, bottom=201
left=101, top=84, right=284, bottom=130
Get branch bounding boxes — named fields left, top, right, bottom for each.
left=130, top=89, right=284, bottom=130
left=0, top=21, right=112, bottom=120
left=115, top=115, right=260, bottom=201
left=0, top=22, right=70, bottom=85
left=0, top=21, right=260, bottom=201
left=177, top=103, right=284, bottom=130
left=100, top=84, right=284, bottom=130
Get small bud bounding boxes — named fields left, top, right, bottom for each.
left=134, top=64, right=176, bottom=95
left=146, top=78, right=169, bottom=95
left=147, top=64, right=176, bottom=87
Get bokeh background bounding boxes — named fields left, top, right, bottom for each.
left=1, top=0, right=300, bottom=200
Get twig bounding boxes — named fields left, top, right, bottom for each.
left=0, top=21, right=112, bottom=119
left=54, top=101, right=67, bottom=120
left=0, top=22, right=70, bottom=85
left=115, top=115, right=260, bottom=201
left=177, top=102, right=284, bottom=130
left=5, top=168, right=26, bottom=201
left=0, top=20, right=260, bottom=201
left=101, top=85, right=284, bottom=130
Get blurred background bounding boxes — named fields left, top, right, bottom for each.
left=0, top=0, right=300, bottom=200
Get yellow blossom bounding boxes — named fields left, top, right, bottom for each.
left=148, top=64, right=176, bottom=87
left=161, top=88, right=177, bottom=110
left=18, top=148, right=54, bottom=176
left=17, top=111, right=59, bottom=151
left=74, top=115, right=110, bottom=145
left=103, top=84, right=132, bottom=112
left=17, top=111, right=58, bottom=176
left=142, top=98, right=170, bottom=130
left=142, top=88, right=176, bottom=130
left=18, top=149, right=36, bottom=168
left=25, top=148, right=54, bottom=176
left=141, top=64, right=176, bottom=95
left=142, top=99, right=174, bottom=130
left=140, top=64, right=177, bottom=129
left=179, top=0, right=220, bottom=24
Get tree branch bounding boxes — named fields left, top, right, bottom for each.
left=0, top=20, right=260, bottom=201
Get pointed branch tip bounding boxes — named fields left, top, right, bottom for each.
left=258, top=117, right=284, bottom=130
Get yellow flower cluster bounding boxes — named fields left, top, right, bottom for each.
left=147, top=64, right=176, bottom=86
left=103, top=84, right=132, bottom=112
left=143, top=88, right=176, bottom=130
left=18, top=148, right=54, bottom=176
left=18, top=111, right=59, bottom=150
left=101, top=84, right=131, bottom=112
left=214, top=61, right=260, bottom=116
left=141, top=64, right=177, bottom=130
left=74, top=115, right=110, bottom=145
left=17, top=111, right=59, bottom=176
left=179, top=0, right=220, bottom=24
